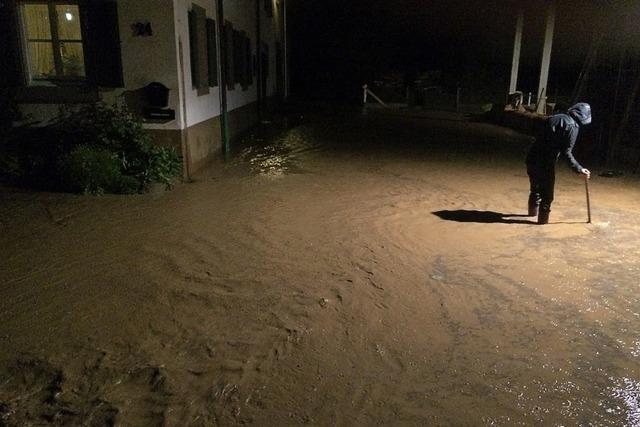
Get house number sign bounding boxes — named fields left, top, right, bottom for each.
left=132, top=22, right=153, bottom=37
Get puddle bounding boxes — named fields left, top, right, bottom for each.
left=231, top=124, right=326, bottom=177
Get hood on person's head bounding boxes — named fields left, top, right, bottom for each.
left=568, top=103, right=592, bottom=125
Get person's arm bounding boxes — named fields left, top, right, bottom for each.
left=561, top=125, right=585, bottom=174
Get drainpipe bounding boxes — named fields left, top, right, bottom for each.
left=256, top=0, right=262, bottom=119
left=216, top=0, right=230, bottom=156
left=178, top=37, right=191, bottom=181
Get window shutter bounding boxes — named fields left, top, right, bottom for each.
left=0, top=1, right=23, bottom=87
left=188, top=10, right=199, bottom=87
left=224, top=21, right=234, bottom=90
left=244, top=35, right=252, bottom=88
left=84, top=0, right=124, bottom=88
left=232, top=30, right=242, bottom=86
left=239, top=32, right=248, bottom=90
left=206, top=18, right=218, bottom=87
left=189, top=4, right=208, bottom=95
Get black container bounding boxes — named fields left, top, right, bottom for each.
left=145, top=82, right=170, bottom=108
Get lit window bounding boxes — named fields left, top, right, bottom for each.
left=21, top=2, right=85, bottom=81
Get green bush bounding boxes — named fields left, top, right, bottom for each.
left=58, top=145, right=125, bottom=195
left=55, top=103, right=182, bottom=190
left=1, top=102, right=182, bottom=194
left=148, top=145, right=183, bottom=189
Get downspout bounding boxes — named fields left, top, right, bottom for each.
left=178, top=37, right=191, bottom=181
left=256, top=0, right=262, bottom=119
left=215, top=0, right=230, bottom=156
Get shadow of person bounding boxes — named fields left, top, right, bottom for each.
left=432, top=210, right=536, bottom=224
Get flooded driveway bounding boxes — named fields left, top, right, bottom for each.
left=1, top=108, right=640, bottom=425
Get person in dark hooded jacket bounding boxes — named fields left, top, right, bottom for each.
left=526, top=102, right=592, bottom=224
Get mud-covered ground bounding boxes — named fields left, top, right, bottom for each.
left=1, top=109, right=640, bottom=426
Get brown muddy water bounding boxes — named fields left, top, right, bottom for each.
left=1, top=109, right=640, bottom=426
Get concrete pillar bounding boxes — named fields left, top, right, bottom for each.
left=509, top=9, right=524, bottom=94
left=537, top=2, right=556, bottom=114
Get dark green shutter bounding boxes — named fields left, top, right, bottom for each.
left=233, top=30, right=242, bottom=86
left=239, top=32, right=248, bottom=90
left=188, top=9, right=200, bottom=88
left=0, top=0, right=23, bottom=87
left=244, top=35, right=252, bottom=88
left=206, top=18, right=218, bottom=87
left=224, top=21, right=234, bottom=90
left=84, top=0, right=124, bottom=88
left=189, top=4, right=209, bottom=95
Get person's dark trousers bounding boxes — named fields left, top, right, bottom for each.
left=527, top=149, right=556, bottom=223
left=526, top=149, right=541, bottom=215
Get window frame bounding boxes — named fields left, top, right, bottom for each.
left=18, top=0, right=88, bottom=85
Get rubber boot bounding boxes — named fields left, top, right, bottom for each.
left=538, top=209, right=550, bottom=225
left=528, top=193, right=541, bottom=217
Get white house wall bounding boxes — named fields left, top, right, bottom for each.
left=114, top=0, right=181, bottom=131
left=173, top=0, right=218, bottom=129
left=16, top=0, right=182, bottom=128
left=173, top=0, right=283, bottom=128
left=13, top=0, right=285, bottom=146
left=116, top=0, right=279, bottom=130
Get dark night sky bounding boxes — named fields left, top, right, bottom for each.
left=289, top=0, right=639, bottom=102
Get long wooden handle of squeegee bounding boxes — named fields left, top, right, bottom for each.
left=585, top=175, right=591, bottom=224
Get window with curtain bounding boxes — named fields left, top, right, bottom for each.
left=21, top=1, right=86, bottom=81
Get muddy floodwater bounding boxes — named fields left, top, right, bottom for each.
left=1, top=108, right=640, bottom=425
